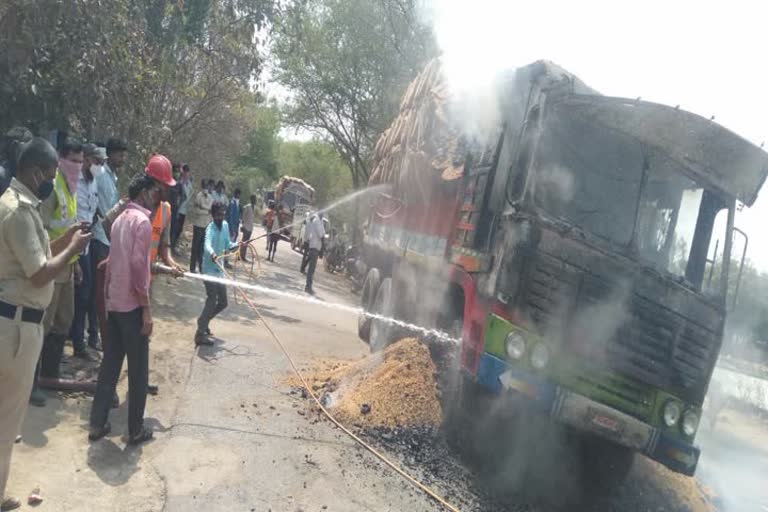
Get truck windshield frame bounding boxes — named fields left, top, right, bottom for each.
left=523, top=106, right=733, bottom=295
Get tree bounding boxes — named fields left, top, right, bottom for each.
left=229, top=103, right=283, bottom=200
left=0, top=0, right=274, bottom=182
left=277, top=139, right=355, bottom=231
left=277, top=139, right=352, bottom=206
left=271, top=0, right=436, bottom=188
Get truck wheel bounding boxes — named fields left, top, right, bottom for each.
left=369, top=277, right=396, bottom=352
left=444, top=371, right=495, bottom=464
left=357, top=268, right=381, bottom=343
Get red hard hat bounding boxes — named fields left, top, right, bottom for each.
left=145, top=154, right=176, bottom=186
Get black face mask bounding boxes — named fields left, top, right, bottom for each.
left=35, top=171, right=55, bottom=200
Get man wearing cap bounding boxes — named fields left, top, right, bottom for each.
left=1, top=138, right=91, bottom=511
left=37, top=137, right=85, bottom=389
left=143, top=155, right=184, bottom=279
left=69, top=144, right=105, bottom=360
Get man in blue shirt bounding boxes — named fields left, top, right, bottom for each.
left=91, top=137, right=127, bottom=350
left=195, top=202, right=238, bottom=346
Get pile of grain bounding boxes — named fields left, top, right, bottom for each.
left=289, top=338, right=442, bottom=428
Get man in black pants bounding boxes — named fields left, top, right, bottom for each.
left=303, top=212, right=325, bottom=295
left=195, top=202, right=238, bottom=346
left=88, top=172, right=165, bottom=445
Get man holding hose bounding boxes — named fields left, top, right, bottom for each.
left=194, top=201, right=239, bottom=347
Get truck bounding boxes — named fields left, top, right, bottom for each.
left=356, top=59, right=768, bottom=481
left=264, top=176, right=315, bottom=240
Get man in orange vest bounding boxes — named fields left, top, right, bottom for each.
left=103, top=155, right=183, bottom=280
left=143, top=155, right=184, bottom=280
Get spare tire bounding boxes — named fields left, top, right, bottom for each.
left=357, top=268, right=381, bottom=342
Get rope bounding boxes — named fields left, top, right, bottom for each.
left=208, top=262, right=462, bottom=512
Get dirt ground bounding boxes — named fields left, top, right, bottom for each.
left=7, top=227, right=768, bottom=511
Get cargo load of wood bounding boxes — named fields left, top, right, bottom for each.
left=369, top=59, right=465, bottom=201
left=275, top=175, right=315, bottom=202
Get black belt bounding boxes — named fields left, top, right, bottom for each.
left=0, top=300, right=44, bottom=324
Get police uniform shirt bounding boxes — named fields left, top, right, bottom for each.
left=0, top=178, right=54, bottom=310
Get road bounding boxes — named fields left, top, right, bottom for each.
left=8, top=227, right=768, bottom=511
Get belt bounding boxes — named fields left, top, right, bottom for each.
left=0, top=300, right=45, bottom=324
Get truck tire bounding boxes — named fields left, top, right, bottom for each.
left=369, top=277, right=396, bottom=352
left=443, top=371, right=497, bottom=465
left=357, top=268, right=381, bottom=342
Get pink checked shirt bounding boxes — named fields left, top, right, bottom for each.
left=105, top=202, right=152, bottom=312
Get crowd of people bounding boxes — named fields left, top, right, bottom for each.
left=0, top=127, right=261, bottom=511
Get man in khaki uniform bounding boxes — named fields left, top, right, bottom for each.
left=0, top=138, right=90, bottom=511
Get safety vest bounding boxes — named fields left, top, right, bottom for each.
left=150, top=201, right=171, bottom=263
left=47, top=171, right=79, bottom=263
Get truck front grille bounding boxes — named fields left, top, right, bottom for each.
left=523, top=251, right=719, bottom=404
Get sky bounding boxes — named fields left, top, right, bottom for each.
left=421, top=0, right=768, bottom=271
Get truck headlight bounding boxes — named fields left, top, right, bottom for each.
left=505, top=332, right=526, bottom=360
left=530, top=343, right=550, bottom=370
left=663, top=400, right=682, bottom=427
left=681, top=410, right=699, bottom=436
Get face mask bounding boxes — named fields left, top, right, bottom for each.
left=58, top=158, right=82, bottom=192
left=90, top=164, right=104, bottom=177
left=34, top=171, right=55, bottom=200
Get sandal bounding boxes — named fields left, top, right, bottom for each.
left=128, top=426, right=154, bottom=445
left=1, top=497, right=21, bottom=511
left=88, top=422, right=111, bottom=442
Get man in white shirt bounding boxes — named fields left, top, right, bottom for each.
left=69, top=144, right=104, bottom=359
left=304, top=212, right=326, bottom=295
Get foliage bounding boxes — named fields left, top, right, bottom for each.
left=0, top=0, right=273, bottom=182
left=270, top=0, right=437, bottom=188
left=278, top=139, right=352, bottom=206
left=228, top=103, right=282, bottom=202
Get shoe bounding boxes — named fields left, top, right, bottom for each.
left=194, top=332, right=214, bottom=346
left=87, top=335, right=102, bottom=351
left=305, top=287, right=315, bottom=296
left=29, top=388, right=46, bottom=407
left=147, top=384, right=159, bottom=396
left=73, top=350, right=97, bottom=362
left=128, top=426, right=154, bottom=445
left=205, top=327, right=213, bottom=336
left=1, top=497, right=21, bottom=511
left=88, top=422, right=111, bottom=442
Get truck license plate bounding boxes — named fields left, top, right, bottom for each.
left=588, top=409, right=623, bottom=434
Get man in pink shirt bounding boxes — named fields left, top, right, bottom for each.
left=88, top=173, right=162, bottom=445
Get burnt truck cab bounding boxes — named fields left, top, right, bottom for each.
left=455, top=62, right=768, bottom=476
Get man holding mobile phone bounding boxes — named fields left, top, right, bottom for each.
left=69, top=143, right=104, bottom=361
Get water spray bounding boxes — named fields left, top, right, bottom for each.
left=158, top=265, right=459, bottom=345
left=257, top=184, right=391, bottom=241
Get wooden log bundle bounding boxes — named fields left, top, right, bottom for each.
left=369, top=59, right=465, bottom=202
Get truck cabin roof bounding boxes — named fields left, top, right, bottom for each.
left=550, top=95, right=768, bottom=206
left=507, top=61, right=768, bottom=206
